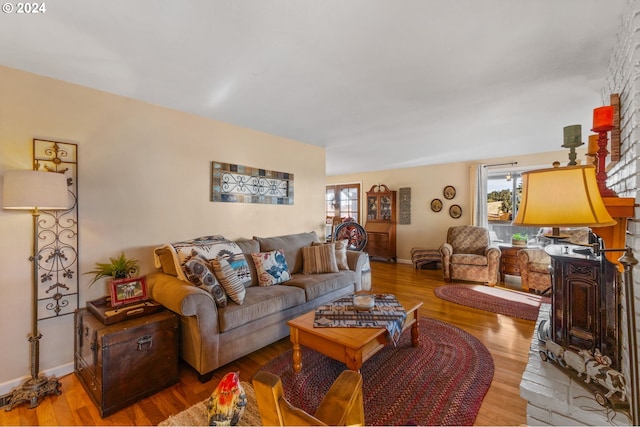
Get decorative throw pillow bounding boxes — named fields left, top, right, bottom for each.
left=314, top=240, right=349, bottom=270
left=301, top=243, right=339, bottom=274
left=211, top=257, right=246, bottom=305
left=155, top=235, right=252, bottom=285
left=184, top=258, right=227, bottom=308
left=251, top=250, right=291, bottom=286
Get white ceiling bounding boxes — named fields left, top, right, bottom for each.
left=0, top=0, right=626, bottom=175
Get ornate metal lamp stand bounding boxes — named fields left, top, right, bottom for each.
left=5, top=207, right=62, bottom=411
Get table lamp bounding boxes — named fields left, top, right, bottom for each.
left=512, top=164, right=616, bottom=241
left=2, top=170, right=69, bottom=410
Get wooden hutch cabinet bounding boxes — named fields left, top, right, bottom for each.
left=364, top=184, right=396, bottom=262
left=546, top=243, right=620, bottom=370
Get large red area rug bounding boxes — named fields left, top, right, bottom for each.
left=260, top=317, right=494, bottom=426
left=435, top=284, right=550, bottom=321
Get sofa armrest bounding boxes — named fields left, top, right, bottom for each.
left=147, top=271, right=222, bottom=375
left=147, top=271, right=218, bottom=320
left=346, top=250, right=369, bottom=292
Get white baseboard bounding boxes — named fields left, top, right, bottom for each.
left=0, top=363, right=75, bottom=397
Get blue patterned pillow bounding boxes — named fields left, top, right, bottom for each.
left=251, top=250, right=291, bottom=286
left=184, top=258, right=227, bottom=308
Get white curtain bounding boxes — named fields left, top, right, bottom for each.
left=470, top=164, right=488, bottom=227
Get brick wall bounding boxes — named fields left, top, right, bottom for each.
left=605, top=0, right=640, bottom=421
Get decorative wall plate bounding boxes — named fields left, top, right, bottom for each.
left=449, top=204, right=462, bottom=219
left=430, top=198, right=443, bottom=212
left=443, top=185, right=456, bottom=200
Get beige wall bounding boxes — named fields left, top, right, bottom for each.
left=0, top=66, right=326, bottom=389
left=328, top=150, right=585, bottom=263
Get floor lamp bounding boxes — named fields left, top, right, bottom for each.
left=2, top=170, right=69, bottom=410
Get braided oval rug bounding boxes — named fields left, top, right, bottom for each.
left=435, top=284, right=549, bottom=321
left=261, top=317, right=494, bottom=426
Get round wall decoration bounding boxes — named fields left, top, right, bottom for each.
left=443, top=185, right=456, bottom=200
left=430, top=198, right=443, bottom=212
left=449, top=204, right=462, bottom=219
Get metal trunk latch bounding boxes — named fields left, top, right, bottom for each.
left=137, top=335, right=153, bottom=351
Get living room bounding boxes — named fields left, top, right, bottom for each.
left=1, top=1, right=639, bottom=426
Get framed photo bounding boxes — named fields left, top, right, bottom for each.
left=110, top=276, right=148, bottom=307
left=430, top=198, right=443, bottom=212
left=443, top=185, right=456, bottom=200
left=449, top=204, right=462, bottom=219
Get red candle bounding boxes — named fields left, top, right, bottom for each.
left=592, top=106, right=615, bottom=132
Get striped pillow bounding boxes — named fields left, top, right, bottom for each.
left=301, top=244, right=339, bottom=274
left=211, top=257, right=246, bottom=305
left=314, top=239, right=349, bottom=270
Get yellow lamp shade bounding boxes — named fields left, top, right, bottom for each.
left=512, top=165, right=615, bottom=229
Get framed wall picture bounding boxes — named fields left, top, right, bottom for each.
left=443, top=185, right=456, bottom=200
left=449, top=204, right=462, bottom=219
left=110, top=277, right=148, bottom=307
left=430, top=198, right=443, bottom=212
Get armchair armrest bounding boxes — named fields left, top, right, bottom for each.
left=485, top=245, right=501, bottom=261
left=315, top=370, right=365, bottom=426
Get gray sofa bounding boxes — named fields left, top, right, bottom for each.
left=147, top=231, right=369, bottom=381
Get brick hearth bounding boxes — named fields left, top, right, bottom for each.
left=520, top=304, right=632, bottom=426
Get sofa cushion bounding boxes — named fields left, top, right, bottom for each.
left=217, top=285, right=305, bottom=333
left=528, top=262, right=551, bottom=274
left=211, top=258, right=246, bottom=305
left=251, top=250, right=291, bottom=286
left=313, top=239, right=349, bottom=270
left=451, top=253, right=488, bottom=266
left=256, top=231, right=319, bottom=274
left=301, top=244, right=339, bottom=274
left=286, top=271, right=355, bottom=301
left=184, top=258, right=227, bottom=308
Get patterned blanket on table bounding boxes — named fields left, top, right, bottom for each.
left=314, top=294, right=407, bottom=344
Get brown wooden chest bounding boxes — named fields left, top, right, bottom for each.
left=74, top=308, right=179, bottom=417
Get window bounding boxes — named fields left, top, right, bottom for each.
left=486, top=169, right=540, bottom=243
left=325, top=184, right=361, bottom=240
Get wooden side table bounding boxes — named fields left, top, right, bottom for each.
left=498, top=244, right=525, bottom=282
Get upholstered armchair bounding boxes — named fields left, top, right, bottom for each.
left=517, top=228, right=591, bottom=294
left=439, top=225, right=501, bottom=286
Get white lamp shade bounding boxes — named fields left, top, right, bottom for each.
left=2, top=170, right=69, bottom=210
left=512, top=165, right=616, bottom=228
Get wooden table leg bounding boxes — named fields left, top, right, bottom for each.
left=290, top=328, right=302, bottom=373
left=410, top=310, right=420, bottom=347
left=345, top=348, right=363, bottom=373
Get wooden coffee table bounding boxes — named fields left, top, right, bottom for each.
left=287, top=298, right=423, bottom=373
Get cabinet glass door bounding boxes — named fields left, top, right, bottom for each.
left=367, top=196, right=378, bottom=220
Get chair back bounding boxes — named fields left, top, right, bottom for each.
left=447, top=225, right=490, bottom=255
left=252, top=370, right=364, bottom=426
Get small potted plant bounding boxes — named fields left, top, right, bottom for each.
left=511, top=233, right=528, bottom=247
left=85, top=252, right=140, bottom=286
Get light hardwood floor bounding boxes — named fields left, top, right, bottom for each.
left=1, top=262, right=534, bottom=426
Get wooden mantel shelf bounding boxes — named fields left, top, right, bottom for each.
left=597, top=197, right=636, bottom=267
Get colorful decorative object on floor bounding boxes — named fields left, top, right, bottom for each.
left=158, top=381, right=261, bottom=426
left=435, top=284, right=549, bottom=321
left=206, top=372, right=247, bottom=426
left=261, top=317, right=494, bottom=426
